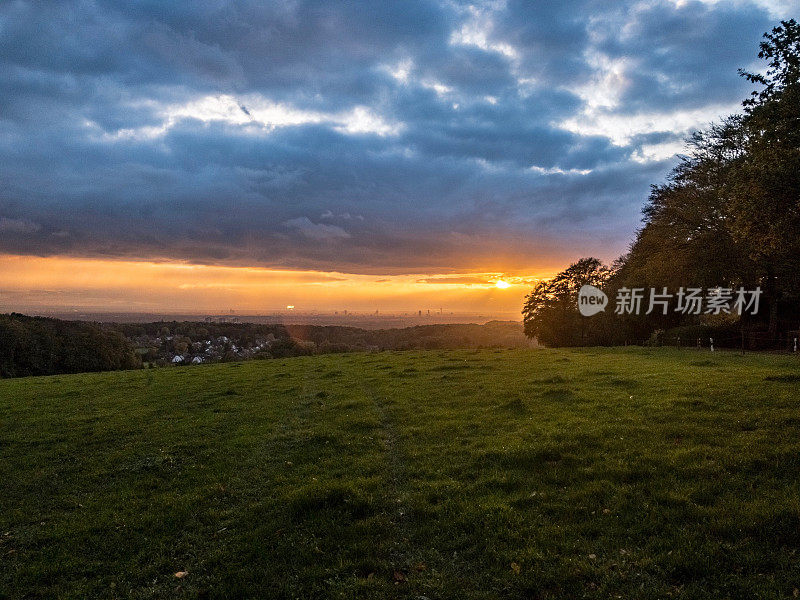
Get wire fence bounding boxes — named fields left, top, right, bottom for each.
left=639, top=331, right=800, bottom=354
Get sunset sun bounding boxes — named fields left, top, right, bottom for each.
left=494, top=280, right=511, bottom=289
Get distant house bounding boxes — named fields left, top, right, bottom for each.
left=172, top=355, right=184, bottom=363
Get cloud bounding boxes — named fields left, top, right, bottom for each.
left=0, top=0, right=789, bottom=274
left=417, top=276, right=493, bottom=285
left=283, top=217, right=351, bottom=241
left=0, top=217, right=41, bottom=234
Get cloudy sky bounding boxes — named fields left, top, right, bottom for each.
left=0, top=0, right=796, bottom=314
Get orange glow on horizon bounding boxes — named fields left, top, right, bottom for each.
left=0, top=254, right=557, bottom=316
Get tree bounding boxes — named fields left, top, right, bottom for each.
left=623, top=120, right=747, bottom=290
left=733, top=19, right=800, bottom=333
left=522, top=258, right=612, bottom=346
left=617, top=20, right=800, bottom=335
left=525, top=21, right=800, bottom=344
left=0, top=314, right=140, bottom=377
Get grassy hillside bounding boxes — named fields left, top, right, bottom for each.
left=2, top=348, right=800, bottom=599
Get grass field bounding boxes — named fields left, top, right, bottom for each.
left=2, top=348, right=800, bottom=599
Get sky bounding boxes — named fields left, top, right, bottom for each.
left=0, top=0, right=797, bottom=315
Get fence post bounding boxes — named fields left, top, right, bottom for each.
left=697, top=337, right=701, bottom=350
left=710, top=337, right=714, bottom=352
left=794, top=337, right=797, bottom=353
left=677, top=336, right=681, bottom=349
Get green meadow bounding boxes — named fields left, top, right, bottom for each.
left=2, top=348, right=800, bottom=599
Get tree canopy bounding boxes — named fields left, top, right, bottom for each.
left=524, top=20, right=800, bottom=346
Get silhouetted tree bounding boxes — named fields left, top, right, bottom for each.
left=522, top=258, right=613, bottom=346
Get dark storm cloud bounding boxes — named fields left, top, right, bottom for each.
left=595, top=1, right=773, bottom=111
left=491, top=0, right=596, bottom=85
left=0, top=0, right=786, bottom=273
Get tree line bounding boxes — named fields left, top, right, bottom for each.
left=524, top=20, right=800, bottom=347
left=0, top=314, right=529, bottom=378
left=0, top=313, right=141, bottom=378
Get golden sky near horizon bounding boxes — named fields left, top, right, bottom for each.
left=0, top=254, right=556, bottom=315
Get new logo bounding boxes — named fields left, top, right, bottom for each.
left=578, top=285, right=608, bottom=316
